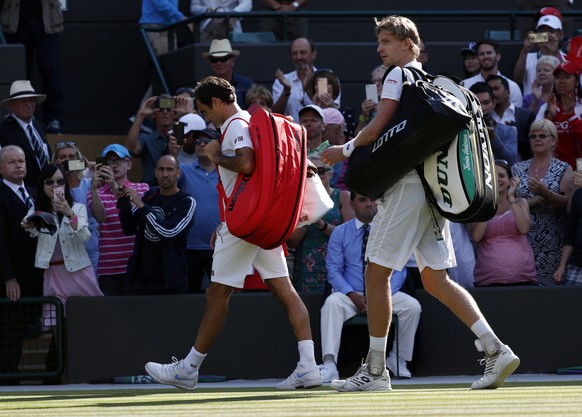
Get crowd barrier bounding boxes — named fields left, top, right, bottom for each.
left=65, top=286, right=582, bottom=384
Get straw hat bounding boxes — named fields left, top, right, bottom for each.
left=1, top=80, right=47, bottom=106
left=202, top=39, right=240, bottom=58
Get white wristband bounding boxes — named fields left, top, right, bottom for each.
left=342, top=139, right=356, bottom=158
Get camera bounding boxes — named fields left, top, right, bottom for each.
left=155, top=97, right=176, bottom=109
left=483, top=113, right=493, bottom=127
left=530, top=32, right=549, bottom=43
left=63, top=159, right=86, bottom=172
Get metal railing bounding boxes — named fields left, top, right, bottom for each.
left=140, top=9, right=582, bottom=94
left=0, top=297, right=65, bottom=381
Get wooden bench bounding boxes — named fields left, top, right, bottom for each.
left=344, top=313, right=400, bottom=377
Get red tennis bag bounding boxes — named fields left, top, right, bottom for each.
left=218, top=108, right=308, bottom=249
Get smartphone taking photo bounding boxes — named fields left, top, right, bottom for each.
left=95, top=156, right=108, bottom=167
left=172, top=121, right=185, bottom=146
left=530, top=32, right=549, bottom=43
left=63, top=159, right=86, bottom=172
left=317, top=77, right=328, bottom=96
left=365, top=84, right=379, bottom=104
left=155, top=97, right=176, bottom=109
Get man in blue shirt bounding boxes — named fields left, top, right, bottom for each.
left=139, top=0, right=187, bottom=56
left=319, top=192, right=421, bottom=381
left=179, top=131, right=220, bottom=293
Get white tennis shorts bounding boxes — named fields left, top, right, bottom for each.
left=366, top=180, right=456, bottom=272
left=211, top=223, right=289, bottom=288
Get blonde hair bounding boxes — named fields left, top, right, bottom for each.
left=529, top=119, right=558, bottom=140
left=374, top=15, right=421, bottom=58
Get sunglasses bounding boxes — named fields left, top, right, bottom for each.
left=44, top=178, right=66, bottom=186
left=195, top=138, right=214, bottom=145
left=317, top=167, right=332, bottom=175
left=209, top=55, right=232, bottom=64
left=55, top=141, right=77, bottom=151
left=528, top=133, right=550, bottom=140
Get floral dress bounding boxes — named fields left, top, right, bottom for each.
left=293, top=189, right=342, bottom=293
left=512, top=158, right=569, bottom=285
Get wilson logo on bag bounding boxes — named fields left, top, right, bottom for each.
left=217, top=108, right=308, bottom=249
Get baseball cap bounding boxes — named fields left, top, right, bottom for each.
left=102, top=144, right=130, bottom=159
left=536, top=15, right=562, bottom=31
left=298, top=104, right=324, bottom=120
left=178, top=113, right=206, bottom=135
left=322, top=108, right=345, bottom=125
left=193, top=128, right=220, bottom=140
left=459, top=42, right=477, bottom=56
left=540, top=7, right=563, bottom=20
left=554, top=61, right=581, bottom=76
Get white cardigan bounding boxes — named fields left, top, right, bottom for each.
left=25, top=202, right=92, bottom=272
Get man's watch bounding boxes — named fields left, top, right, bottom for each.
left=292, top=1, right=301, bottom=8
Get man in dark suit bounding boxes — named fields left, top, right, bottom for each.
left=0, top=145, right=43, bottom=380
left=0, top=80, right=51, bottom=188
left=486, top=74, right=536, bottom=161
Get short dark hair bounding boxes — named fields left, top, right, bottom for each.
left=194, top=76, right=236, bottom=107
left=290, top=37, right=316, bottom=53
left=469, top=82, right=494, bottom=100
left=476, top=38, right=500, bottom=54
left=485, top=74, right=509, bottom=91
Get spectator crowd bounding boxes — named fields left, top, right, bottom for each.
left=1, top=1, right=582, bottom=385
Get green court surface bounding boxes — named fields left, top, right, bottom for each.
left=1, top=381, right=582, bottom=417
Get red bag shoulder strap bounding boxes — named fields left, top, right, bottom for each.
left=216, top=117, right=250, bottom=221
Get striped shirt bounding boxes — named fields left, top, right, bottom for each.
left=88, top=180, right=150, bottom=276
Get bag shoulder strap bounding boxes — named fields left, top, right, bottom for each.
left=382, top=64, right=427, bottom=87
left=216, top=116, right=250, bottom=221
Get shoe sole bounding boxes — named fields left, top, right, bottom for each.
left=472, top=354, right=520, bottom=390
left=276, top=381, right=323, bottom=390
left=144, top=365, right=197, bottom=392
left=331, top=381, right=392, bottom=392
left=490, top=355, right=520, bottom=389
left=333, top=385, right=392, bottom=392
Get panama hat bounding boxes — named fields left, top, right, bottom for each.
left=1, top=80, right=47, bottom=106
left=202, top=39, right=240, bottom=58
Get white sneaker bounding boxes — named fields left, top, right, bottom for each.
left=386, top=353, right=412, bottom=379
left=145, top=357, right=198, bottom=391
left=330, top=363, right=391, bottom=392
left=276, top=365, right=323, bottom=390
left=471, top=342, right=520, bottom=389
left=319, top=364, right=339, bottom=383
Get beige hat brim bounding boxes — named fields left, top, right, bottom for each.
left=1, top=93, right=47, bottom=106
left=202, top=50, right=240, bottom=58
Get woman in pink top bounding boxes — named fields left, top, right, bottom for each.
left=470, top=160, right=538, bottom=287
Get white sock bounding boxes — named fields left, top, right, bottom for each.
left=369, top=336, right=387, bottom=353
left=184, top=347, right=206, bottom=375
left=470, top=319, right=494, bottom=339
left=323, top=354, right=336, bottom=368
left=471, top=319, right=501, bottom=355
left=297, top=340, right=317, bottom=369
